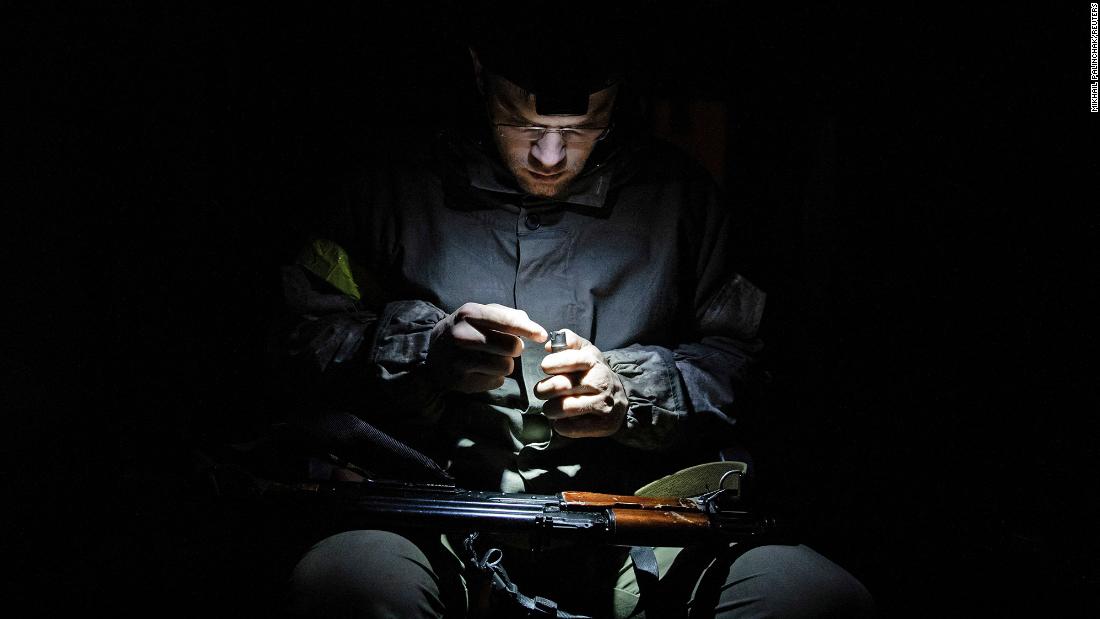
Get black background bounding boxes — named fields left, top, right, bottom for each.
left=9, top=2, right=1097, bottom=617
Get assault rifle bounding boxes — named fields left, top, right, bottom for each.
left=200, top=445, right=786, bottom=618
left=246, top=466, right=780, bottom=550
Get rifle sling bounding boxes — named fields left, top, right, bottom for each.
left=629, top=545, right=662, bottom=617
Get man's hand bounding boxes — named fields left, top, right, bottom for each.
left=534, top=329, right=629, bottom=438
left=425, top=303, right=548, bottom=394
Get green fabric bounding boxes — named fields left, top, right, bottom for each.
left=295, top=237, right=365, bottom=301
left=634, top=460, right=747, bottom=498
left=613, top=546, right=686, bottom=618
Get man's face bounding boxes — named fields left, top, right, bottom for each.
left=485, top=76, right=617, bottom=199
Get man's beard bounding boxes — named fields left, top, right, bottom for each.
left=503, top=153, right=587, bottom=199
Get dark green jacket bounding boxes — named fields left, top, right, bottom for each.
left=278, top=130, right=765, bottom=495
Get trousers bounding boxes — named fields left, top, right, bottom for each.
left=285, top=530, right=875, bottom=618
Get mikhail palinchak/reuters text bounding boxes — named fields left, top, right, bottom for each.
left=1091, top=3, right=1098, bottom=111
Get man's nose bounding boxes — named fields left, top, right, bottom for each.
left=531, top=131, right=566, bottom=169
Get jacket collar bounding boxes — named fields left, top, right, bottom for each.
left=447, top=131, right=628, bottom=209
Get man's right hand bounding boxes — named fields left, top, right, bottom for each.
left=423, top=303, right=548, bottom=394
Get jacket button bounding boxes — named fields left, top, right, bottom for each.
left=524, top=213, right=542, bottom=230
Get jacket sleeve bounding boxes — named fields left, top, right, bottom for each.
left=607, top=177, right=766, bottom=452
left=272, top=180, right=449, bottom=426
left=276, top=262, right=449, bottom=426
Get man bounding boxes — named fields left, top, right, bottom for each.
left=276, top=14, right=874, bottom=618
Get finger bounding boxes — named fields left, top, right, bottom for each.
left=450, top=321, right=524, bottom=356
left=553, top=414, right=622, bottom=438
left=541, top=348, right=600, bottom=375
left=575, top=367, right=618, bottom=395
left=542, top=328, right=589, bottom=352
left=454, top=372, right=507, bottom=394
left=454, top=351, right=515, bottom=377
left=458, top=303, right=548, bottom=341
left=532, top=374, right=599, bottom=400
left=542, top=393, right=617, bottom=419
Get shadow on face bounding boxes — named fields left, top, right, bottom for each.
left=482, top=73, right=618, bottom=199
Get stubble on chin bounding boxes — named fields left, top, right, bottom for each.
left=507, top=157, right=581, bottom=199
left=517, top=175, right=571, bottom=198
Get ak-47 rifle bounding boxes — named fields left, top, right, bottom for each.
left=199, top=440, right=785, bottom=618
left=249, top=466, right=779, bottom=551
left=199, top=413, right=782, bottom=551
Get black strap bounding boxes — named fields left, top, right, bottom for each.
left=287, top=410, right=453, bottom=482
left=462, top=533, right=594, bottom=619
left=630, top=546, right=663, bottom=617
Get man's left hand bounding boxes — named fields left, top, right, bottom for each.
left=534, top=329, right=628, bottom=438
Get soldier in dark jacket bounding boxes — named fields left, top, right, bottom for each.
left=278, top=12, right=874, bottom=618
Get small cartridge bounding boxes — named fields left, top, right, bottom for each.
left=549, top=330, right=568, bottom=353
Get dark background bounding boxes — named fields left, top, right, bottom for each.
left=9, top=2, right=1097, bottom=617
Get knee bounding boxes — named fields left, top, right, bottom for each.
left=711, top=544, right=875, bottom=618
left=287, top=530, right=445, bottom=619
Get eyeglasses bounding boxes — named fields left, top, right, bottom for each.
left=493, top=123, right=612, bottom=145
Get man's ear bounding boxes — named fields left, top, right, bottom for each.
left=469, top=47, right=486, bottom=96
